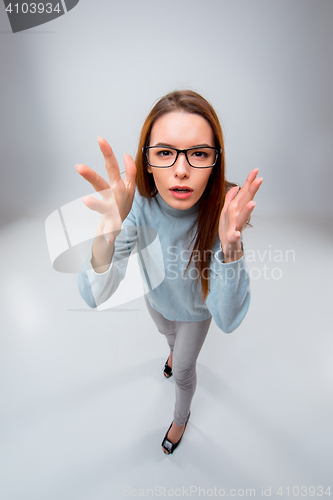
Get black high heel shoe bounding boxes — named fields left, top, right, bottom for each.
left=161, top=412, right=190, bottom=455
left=163, top=356, right=172, bottom=378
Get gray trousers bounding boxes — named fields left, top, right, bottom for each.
left=144, top=296, right=212, bottom=426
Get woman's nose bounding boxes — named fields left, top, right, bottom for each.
left=173, top=152, right=190, bottom=177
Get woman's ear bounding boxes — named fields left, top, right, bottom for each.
left=147, top=165, right=152, bottom=174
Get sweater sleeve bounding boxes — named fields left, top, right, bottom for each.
left=77, top=208, right=138, bottom=308
left=205, top=243, right=251, bottom=333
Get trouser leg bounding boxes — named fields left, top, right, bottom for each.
left=144, top=295, right=212, bottom=426
left=144, top=295, right=176, bottom=352
left=172, top=317, right=211, bottom=425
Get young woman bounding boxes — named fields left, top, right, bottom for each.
left=76, top=90, right=262, bottom=454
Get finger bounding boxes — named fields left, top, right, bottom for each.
left=123, top=154, right=137, bottom=193
left=222, top=185, right=240, bottom=213
left=76, top=163, right=110, bottom=193
left=235, top=200, right=257, bottom=231
left=235, top=168, right=258, bottom=199
left=82, top=195, right=111, bottom=215
left=98, top=137, right=122, bottom=186
left=229, top=229, right=242, bottom=243
left=240, top=177, right=262, bottom=203
left=243, top=168, right=259, bottom=188
left=236, top=174, right=262, bottom=209
left=225, top=224, right=243, bottom=246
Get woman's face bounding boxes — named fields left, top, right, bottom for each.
left=147, top=111, right=215, bottom=210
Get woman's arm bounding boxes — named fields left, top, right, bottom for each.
left=206, top=168, right=262, bottom=332
left=205, top=248, right=250, bottom=333
left=76, top=137, right=137, bottom=307
left=78, top=209, right=138, bottom=308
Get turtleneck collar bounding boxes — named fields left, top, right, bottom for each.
left=155, top=192, right=199, bottom=218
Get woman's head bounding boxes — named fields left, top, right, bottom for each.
left=135, top=89, right=225, bottom=209
left=144, top=111, right=217, bottom=210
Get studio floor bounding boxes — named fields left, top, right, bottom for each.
left=1, top=214, right=332, bottom=500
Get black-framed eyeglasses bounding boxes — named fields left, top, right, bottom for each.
left=142, top=145, right=222, bottom=169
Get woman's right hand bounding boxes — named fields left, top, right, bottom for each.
left=75, top=137, right=136, bottom=244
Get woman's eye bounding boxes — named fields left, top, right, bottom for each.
left=157, top=149, right=173, bottom=157
left=192, top=150, right=208, bottom=158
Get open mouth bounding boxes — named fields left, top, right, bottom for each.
left=169, top=187, right=193, bottom=199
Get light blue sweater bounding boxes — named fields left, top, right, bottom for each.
left=78, top=190, right=250, bottom=333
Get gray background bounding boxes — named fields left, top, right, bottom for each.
left=1, top=1, right=332, bottom=499
left=1, top=0, right=332, bottom=221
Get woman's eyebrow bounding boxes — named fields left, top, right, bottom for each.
left=153, top=142, right=174, bottom=147
left=152, top=142, right=214, bottom=148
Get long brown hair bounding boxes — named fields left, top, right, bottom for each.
left=135, top=90, right=236, bottom=302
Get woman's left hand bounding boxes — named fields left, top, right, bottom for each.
left=218, top=168, right=263, bottom=263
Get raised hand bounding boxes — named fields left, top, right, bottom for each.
left=75, top=137, right=136, bottom=273
left=76, top=137, right=136, bottom=244
left=219, top=168, right=263, bottom=262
